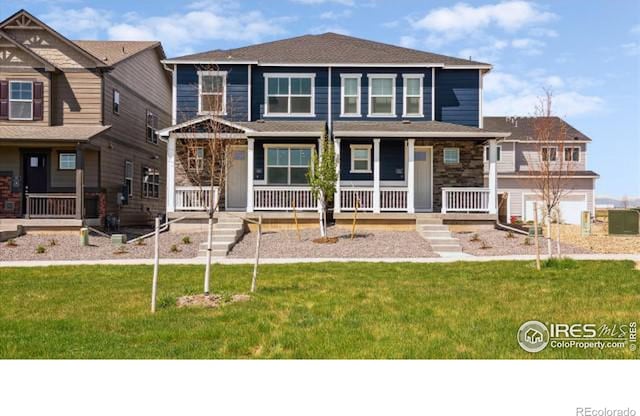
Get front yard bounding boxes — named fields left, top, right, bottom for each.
left=0, top=261, right=637, bottom=359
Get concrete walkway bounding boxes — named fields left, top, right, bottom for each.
left=1, top=253, right=639, bottom=268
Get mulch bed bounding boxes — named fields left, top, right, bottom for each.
left=456, top=229, right=593, bottom=256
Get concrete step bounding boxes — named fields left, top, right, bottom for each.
left=416, top=218, right=443, bottom=225
left=213, top=222, right=244, bottom=230
left=420, top=230, right=452, bottom=238
left=216, top=216, right=245, bottom=225
left=430, top=244, right=462, bottom=252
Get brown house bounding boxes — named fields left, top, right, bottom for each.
left=0, top=9, right=171, bottom=231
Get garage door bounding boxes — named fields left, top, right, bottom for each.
left=524, top=196, right=587, bottom=225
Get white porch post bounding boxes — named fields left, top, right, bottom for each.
left=166, top=135, right=176, bottom=213
left=488, top=138, right=498, bottom=215
left=334, top=138, right=341, bottom=213
left=373, top=138, right=381, bottom=213
left=246, top=138, right=254, bottom=213
left=317, top=136, right=324, bottom=213
left=407, top=138, right=415, bottom=214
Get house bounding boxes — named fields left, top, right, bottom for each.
left=0, top=9, right=171, bottom=231
left=483, top=117, right=598, bottom=225
left=159, top=32, right=512, bottom=232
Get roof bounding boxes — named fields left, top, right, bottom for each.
left=73, top=40, right=164, bottom=65
left=333, top=120, right=511, bottom=138
left=483, top=117, right=592, bottom=142
left=0, top=125, right=111, bottom=142
left=166, top=32, right=490, bottom=67
left=158, top=116, right=325, bottom=138
left=495, top=170, right=600, bottom=178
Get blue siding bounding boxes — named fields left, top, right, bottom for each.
left=331, top=68, right=433, bottom=121
left=435, top=69, right=479, bottom=127
left=380, top=140, right=405, bottom=181
left=175, top=64, right=248, bottom=122
left=254, top=138, right=319, bottom=181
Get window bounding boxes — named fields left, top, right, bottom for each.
left=188, top=147, right=205, bottom=171
left=58, top=152, right=76, bottom=170
left=564, top=146, right=580, bottom=162
left=368, top=75, right=396, bottom=116
left=142, top=166, right=160, bottom=198
left=113, top=89, right=120, bottom=114
left=265, top=74, right=315, bottom=116
left=340, top=74, right=361, bottom=116
left=198, top=71, right=227, bottom=114
left=350, top=144, right=371, bottom=173
left=541, top=146, right=557, bottom=162
left=403, top=74, right=423, bottom=117
left=9, top=81, right=33, bottom=120
left=146, top=110, right=158, bottom=144
left=266, top=146, right=312, bottom=185
left=443, top=148, right=460, bottom=164
left=484, top=145, right=502, bottom=161
left=124, top=161, right=133, bottom=197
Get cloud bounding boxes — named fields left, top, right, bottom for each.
left=621, top=42, right=640, bottom=56
left=290, top=0, right=355, bottom=5
left=319, top=10, right=353, bottom=19
left=40, top=7, right=113, bottom=38
left=399, top=35, right=418, bottom=48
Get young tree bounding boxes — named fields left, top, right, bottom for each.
left=307, top=134, right=337, bottom=238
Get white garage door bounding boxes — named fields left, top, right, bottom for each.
left=524, top=196, right=587, bottom=225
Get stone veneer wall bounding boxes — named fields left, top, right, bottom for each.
left=416, top=139, right=484, bottom=211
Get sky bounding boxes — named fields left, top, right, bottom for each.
left=2, top=0, right=639, bottom=199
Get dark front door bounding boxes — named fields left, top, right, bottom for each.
left=23, top=152, right=48, bottom=195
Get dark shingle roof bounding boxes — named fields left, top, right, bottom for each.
left=483, top=117, right=591, bottom=142
left=333, top=120, right=510, bottom=137
left=167, top=32, right=489, bottom=67
left=235, top=120, right=325, bottom=134
left=74, top=41, right=162, bottom=65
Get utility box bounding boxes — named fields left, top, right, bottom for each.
left=608, top=210, right=639, bottom=235
left=111, top=234, right=127, bottom=245
left=79, top=227, right=89, bottom=246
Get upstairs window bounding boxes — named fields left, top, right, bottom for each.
left=113, top=89, right=120, bottom=114
left=265, top=74, right=315, bottom=116
left=198, top=71, right=227, bottom=114
left=443, top=148, right=460, bottom=165
left=403, top=74, right=423, bottom=117
left=58, top=152, right=76, bottom=170
left=368, top=75, right=396, bottom=116
left=9, top=81, right=33, bottom=120
left=541, top=146, right=557, bottom=162
left=350, top=144, right=372, bottom=173
left=142, top=166, right=160, bottom=198
left=340, top=74, right=361, bottom=116
left=266, top=145, right=312, bottom=185
left=564, top=146, right=580, bottom=162
left=146, top=110, right=158, bottom=144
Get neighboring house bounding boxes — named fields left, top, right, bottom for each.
left=483, top=117, right=598, bottom=225
left=159, top=32, right=511, bottom=228
left=0, top=9, right=171, bottom=230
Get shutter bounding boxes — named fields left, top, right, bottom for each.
left=0, top=80, right=8, bottom=120
left=33, top=81, right=44, bottom=121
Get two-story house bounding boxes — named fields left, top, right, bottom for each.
left=0, top=9, right=171, bottom=231
left=159, top=32, right=513, bottom=235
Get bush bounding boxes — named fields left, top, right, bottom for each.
left=182, top=236, right=192, bottom=245
left=479, top=240, right=492, bottom=250
left=35, top=245, right=46, bottom=254
left=48, top=239, right=57, bottom=246
left=543, top=257, right=578, bottom=269
left=470, top=233, right=480, bottom=242
left=523, top=237, right=532, bottom=246
left=135, top=239, right=146, bottom=246
left=170, top=244, right=181, bottom=253
left=113, top=245, right=127, bottom=255
left=505, top=231, right=515, bottom=239
left=5, top=239, right=17, bottom=247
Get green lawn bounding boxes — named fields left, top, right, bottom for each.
left=0, top=261, right=638, bottom=359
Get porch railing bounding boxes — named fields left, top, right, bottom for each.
left=175, top=186, right=219, bottom=211
left=441, top=187, right=490, bottom=213
left=381, top=187, right=408, bottom=211
left=340, top=188, right=374, bottom=211
left=254, top=186, right=316, bottom=211
left=26, top=193, right=76, bottom=218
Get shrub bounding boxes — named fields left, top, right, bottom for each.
left=182, top=236, right=192, bottom=245
left=113, top=245, right=127, bottom=255
left=170, top=244, right=181, bottom=253
left=135, top=239, right=147, bottom=246
left=523, top=237, right=532, bottom=246
left=5, top=239, right=17, bottom=247
left=158, top=295, right=175, bottom=309
left=479, top=240, right=492, bottom=250
left=48, top=239, right=57, bottom=246
left=505, top=231, right=515, bottom=239
left=470, top=233, right=480, bottom=242
left=35, top=245, right=46, bottom=254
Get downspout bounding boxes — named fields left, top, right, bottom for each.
left=161, top=62, right=177, bottom=125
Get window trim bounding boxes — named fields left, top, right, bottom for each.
left=443, top=147, right=460, bottom=165
left=57, top=152, right=76, bottom=171
left=8, top=80, right=33, bottom=121
left=483, top=145, right=502, bottom=162
left=402, top=74, right=424, bottom=118
left=263, top=73, right=316, bottom=117
left=146, top=110, right=158, bottom=145
left=350, top=144, right=372, bottom=173
left=113, top=89, right=120, bottom=115
left=564, top=146, right=580, bottom=162
left=541, top=146, right=557, bottom=162
left=141, top=166, right=160, bottom=199
left=264, top=143, right=314, bottom=185
left=340, top=73, right=362, bottom=117
left=198, top=70, right=227, bottom=115
left=124, top=160, right=133, bottom=198
left=188, top=146, right=205, bottom=172
left=367, top=74, right=396, bottom=117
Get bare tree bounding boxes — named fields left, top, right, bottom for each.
left=307, top=133, right=337, bottom=238
left=527, top=89, right=575, bottom=257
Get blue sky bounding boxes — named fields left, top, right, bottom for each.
left=3, top=0, right=639, bottom=198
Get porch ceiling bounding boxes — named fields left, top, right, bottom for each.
left=333, top=120, right=511, bottom=138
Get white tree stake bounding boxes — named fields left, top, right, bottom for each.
left=151, top=216, right=160, bottom=313
left=251, top=215, right=262, bottom=292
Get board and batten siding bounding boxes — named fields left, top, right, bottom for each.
left=435, top=69, right=480, bottom=127
left=51, top=71, right=102, bottom=125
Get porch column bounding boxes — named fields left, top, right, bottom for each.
left=317, top=136, right=323, bottom=213
left=246, top=138, right=254, bottom=213
left=75, top=145, right=84, bottom=220
left=488, top=138, right=498, bottom=215
left=407, top=138, right=415, bottom=214
left=166, top=135, right=176, bottom=213
left=373, top=138, right=381, bottom=213
left=334, top=138, right=341, bottom=213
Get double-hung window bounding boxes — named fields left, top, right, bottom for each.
left=198, top=71, right=227, bottom=114
left=541, top=146, right=557, bottom=162
left=266, top=145, right=312, bottom=185
left=564, top=146, right=580, bottom=162
left=9, top=81, right=33, bottom=120
left=265, top=74, right=314, bottom=116
left=124, top=161, right=133, bottom=198
left=443, top=148, right=460, bottom=165
left=142, top=166, right=160, bottom=198
left=188, top=146, right=205, bottom=171
left=368, top=74, right=396, bottom=117
left=340, top=74, right=361, bottom=116
left=350, top=145, right=371, bottom=173
left=58, top=152, right=76, bottom=170
left=402, top=74, right=423, bottom=117
left=146, top=110, right=158, bottom=144
left=113, top=89, right=120, bottom=114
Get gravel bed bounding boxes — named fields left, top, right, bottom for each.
left=228, top=226, right=438, bottom=258
left=0, top=231, right=208, bottom=261
left=456, top=229, right=593, bottom=256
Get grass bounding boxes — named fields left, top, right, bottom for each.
left=0, top=261, right=638, bottom=359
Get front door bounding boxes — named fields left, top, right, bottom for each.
left=414, top=147, right=432, bottom=211
left=22, top=152, right=48, bottom=215
left=226, top=146, right=248, bottom=210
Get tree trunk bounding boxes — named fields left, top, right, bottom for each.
left=545, top=213, right=552, bottom=258
left=533, top=201, right=541, bottom=270
left=555, top=210, right=561, bottom=257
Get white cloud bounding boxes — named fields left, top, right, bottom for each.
left=290, top=0, right=355, bottom=5
left=319, top=10, right=353, bottom=19
left=621, top=42, right=640, bottom=56
left=399, top=35, right=418, bottom=48
left=529, top=27, right=557, bottom=37
left=41, top=7, right=113, bottom=38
